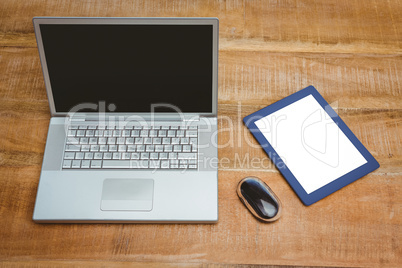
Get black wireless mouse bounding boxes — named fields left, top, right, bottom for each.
left=237, top=177, right=282, bottom=222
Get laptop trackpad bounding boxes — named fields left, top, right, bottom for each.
left=101, top=179, right=154, bottom=211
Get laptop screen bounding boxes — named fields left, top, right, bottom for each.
left=39, top=24, right=213, bottom=113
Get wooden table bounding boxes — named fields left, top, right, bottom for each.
left=0, top=1, right=401, bottom=267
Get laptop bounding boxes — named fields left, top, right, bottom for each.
left=32, top=17, right=219, bottom=223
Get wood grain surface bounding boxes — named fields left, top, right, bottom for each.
left=0, top=0, right=401, bottom=267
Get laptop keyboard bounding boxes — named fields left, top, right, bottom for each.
left=62, top=125, right=198, bottom=169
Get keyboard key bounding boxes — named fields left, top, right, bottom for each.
left=149, top=130, right=158, bottom=137
left=100, top=145, right=108, bottom=152
left=113, top=130, right=121, bottom=137
left=107, top=138, right=116, bottom=144
left=86, top=130, right=94, bottom=137
left=90, top=145, right=100, bottom=152
left=80, top=138, right=89, bottom=144
left=94, top=153, right=103, bottom=159
left=64, top=152, right=75, bottom=159
left=173, top=145, right=182, bottom=152
left=188, top=126, right=198, bottom=130
left=127, top=145, right=136, bottom=152
left=91, top=160, right=102, bottom=168
left=180, top=138, right=189, bottom=144
left=84, top=152, right=94, bottom=159
left=159, top=152, right=168, bottom=159
left=65, top=145, right=81, bottom=151
left=158, top=130, right=167, bottom=137
left=149, top=160, right=160, bottom=169
left=81, top=160, right=90, bottom=168
left=167, top=130, right=176, bottom=137
left=180, top=164, right=188, bottom=169
left=131, top=130, right=140, bottom=137
left=122, top=153, right=131, bottom=160
left=188, top=164, right=197, bottom=169
left=109, top=145, right=117, bottom=152
left=103, top=152, right=112, bottom=160
left=188, top=159, right=197, bottom=165
left=66, top=137, right=79, bottom=144
left=69, top=125, right=78, bottom=130
left=140, top=130, right=149, bottom=137
left=98, top=138, right=107, bottom=144
left=141, top=153, right=150, bottom=159
left=164, top=145, right=173, bottom=152
left=131, top=153, right=140, bottom=160
left=150, top=153, right=159, bottom=159
left=89, top=138, right=98, bottom=144
left=155, top=145, right=164, bottom=152
left=183, top=145, right=191, bottom=152
left=161, top=160, right=170, bottom=168
left=176, top=130, right=185, bottom=137
left=88, top=126, right=97, bottom=130
left=135, top=138, right=144, bottom=144
left=94, top=130, right=103, bottom=137
left=136, top=145, right=145, bottom=152
left=62, top=160, right=72, bottom=168
left=171, top=138, right=180, bottom=144
left=169, top=152, right=178, bottom=159
left=112, top=153, right=121, bottom=159
left=76, top=130, right=85, bottom=137
left=67, top=130, right=76, bottom=136
left=153, top=138, right=162, bottom=144
left=117, top=138, right=125, bottom=144
left=79, top=126, right=87, bottom=130
left=75, top=152, right=84, bottom=160
left=118, top=145, right=127, bottom=152
left=71, top=160, right=81, bottom=168
left=144, top=138, right=152, bottom=144
left=126, top=138, right=134, bottom=144
left=122, top=130, right=130, bottom=137
left=81, top=145, right=90, bottom=151
left=162, top=138, right=170, bottom=144
left=146, top=145, right=155, bottom=152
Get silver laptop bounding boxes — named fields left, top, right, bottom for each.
left=32, top=17, right=219, bottom=223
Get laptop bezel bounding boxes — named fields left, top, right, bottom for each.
left=33, top=17, right=218, bottom=118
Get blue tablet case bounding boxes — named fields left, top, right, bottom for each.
left=244, top=86, right=380, bottom=205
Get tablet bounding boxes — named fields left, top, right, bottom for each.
left=244, top=86, right=379, bottom=205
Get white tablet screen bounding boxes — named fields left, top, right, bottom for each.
left=255, top=94, right=367, bottom=194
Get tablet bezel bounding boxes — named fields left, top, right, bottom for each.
left=244, top=86, right=380, bottom=205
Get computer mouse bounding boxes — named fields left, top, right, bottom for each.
left=237, top=177, right=282, bottom=222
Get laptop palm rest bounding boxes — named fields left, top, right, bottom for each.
left=101, top=179, right=154, bottom=211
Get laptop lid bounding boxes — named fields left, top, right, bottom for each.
left=33, top=17, right=218, bottom=118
